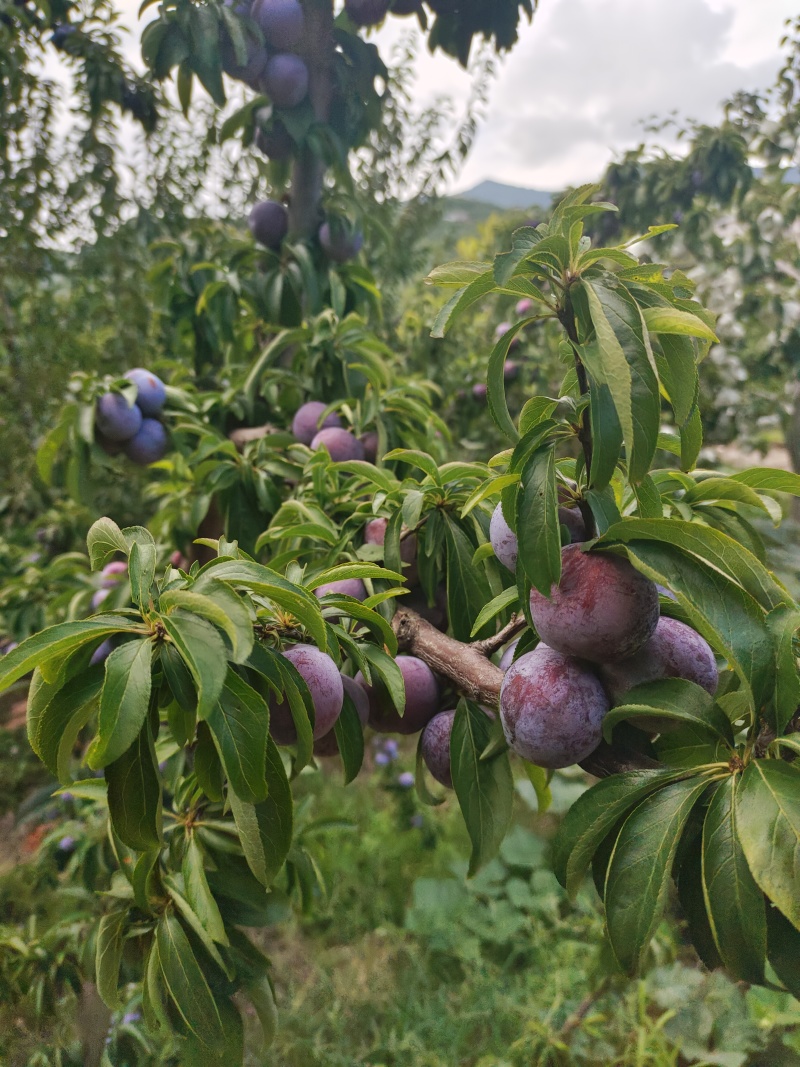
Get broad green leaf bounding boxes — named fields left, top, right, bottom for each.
left=736, top=760, right=800, bottom=929
left=767, top=905, right=800, bottom=998
left=161, top=611, right=227, bottom=721
left=766, top=605, right=800, bottom=735
left=683, top=476, right=771, bottom=515
left=129, top=539, right=157, bottom=612
left=731, top=468, right=800, bottom=496
left=382, top=448, right=440, bottom=481
left=183, top=835, right=228, bottom=945
left=492, top=226, right=542, bottom=286
left=229, top=738, right=293, bottom=887
left=451, top=700, right=514, bottom=877
left=517, top=446, right=562, bottom=596
left=195, top=721, right=224, bottom=802
left=163, top=878, right=230, bottom=978
left=605, top=776, right=710, bottom=973
left=677, top=833, right=723, bottom=972
left=444, top=517, right=493, bottom=643
left=156, top=913, right=226, bottom=1052
left=430, top=269, right=497, bottom=338
left=332, top=690, right=364, bottom=785
left=654, top=723, right=727, bottom=771
left=88, top=640, right=153, bottom=769
left=206, top=668, right=269, bottom=804
left=161, top=583, right=254, bottom=664
left=654, top=334, right=697, bottom=427
left=87, top=518, right=129, bottom=570
left=702, top=776, right=766, bottom=983
left=106, top=720, right=163, bottom=852
left=519, top=397, right=559, bottom=437
left=552, top=769, right=682, bottom=897
left=588, top=379, right=623, bottom=490
left=602, top=678, right=733, bottom=746
left=95, top=910, right=127, bottom=1010
left=426, top=260, right=492, bottom=288
left=54, top=778, right=107, bottom=801
left=308, top=563, right=404, bottom=588
left=161, top=643, right=197, bottom=715
left=37, top=665, right=104, bottom=782
left=642, top=306, right=718, bottom=341
left=469, top=587, right=519, bottom=639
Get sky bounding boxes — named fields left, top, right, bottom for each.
left=109, top=0, right=796, bottom=194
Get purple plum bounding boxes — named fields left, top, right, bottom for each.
left=356, top=654, right=439, bottom=735
left=270, top=645, right=344, bottom=745
left=345, top=0, right=389, bottom=25
left=319, top=221, right=364, bottom=263
left=489, top=503, right=517, bottom=573
left=314, top=578, right=367, bottom=601
left=516, top=298, right=535, bottom=316
left=96, top=393, right=142, bottom=442
left=254, top=121, right=293, bottom=162
left=360, top=431, right=379, bottom=463
left=310, top=427, right=365, bottom=462
left=124, top=368, right=166, bottom=416
left=291, top=401, right=342, bottom=445
left=262, top=53, right=309, bottom=108
left=124, top=418, right=169, bottom=466
left=313, top=674, right=370, bottom=758
left=498, top=638, right=520, bottom=673
left=251, top=0, right=304, bottom=48
left=421, top=709, right=455, bottom=788
left=248, top=199, right=289, bottom=250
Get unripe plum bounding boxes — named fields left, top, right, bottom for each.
left=262, top=53, right=309, bottom=108
left=124, top=368, right=166, bottom=416
left=498, top=637, right=520, bottom=673
left=270, top=645, right=344, bottom=745
left=251, top=0, right=304, bottom=49
left=489, top=503, right=517, bottom=573
left=314, top=578, right=367, bottom=601
left=124, top=418, right=169, bottom=465
left=313, top=674, right=370, bottom=757
left=292, top=401, right=342, bottom=445
left=529, top=545, right=659, bottom=663
left=598, top=616, right=718, bottom=705
left=310, top=427, right=365, bottom=462
left=319, top=221, right=364, bottom=263
left=500, top=644, right=609, bottom=768
left=96, top=392, right=142, bottom=442
left=248, top=199, right=289, bottom=250
left=356, top=654, right=439, bottom=734
left=421, top=709, right=455, bottom=788
left=345, top=0, right=390, bottom=26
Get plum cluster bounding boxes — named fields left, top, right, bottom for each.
left=95, top=369, right=169, bottom=465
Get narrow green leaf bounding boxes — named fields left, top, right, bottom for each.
left=487, top=322, right=527, bottom=443
left=229, top=738, right=293, bottom=887
left=156, top=913, right=226, bottom=1051
left=642, top=305, right=718, bottom=342
left=603, top=678, right=733, bottom=747
left=517, top=446, right=561, bottom=596
left=161, top=611, right=228, bottom=721
left=654, top=334, right=698, bottom=427
left=431, top=270, right=497, bottom=338
left=0, top=620, right=141, bottom=693
left=469, top=587, right=519, bottom=639
left=106, top=719, right=163, bottom=852
left=96, top=910, right=127, bottom=1010
left=767, top=905, right=800, bottom=998
left=129, top=539, right=157, bottom=612
left=88, top=640, right=153, bottom=769
left=731, top=468, right=800, bottom=496
left=523, top=762, right=552, bottom=814
left=206, top=668, right=269, bottom=804
left=766, top=605, right=800, bottom=736
left=588, top=379, right=623, bottom=490
left=183, top=835, right=228, bottom=945
left=444, top=517, right=493, bottom=643
left=332, top=690, right=364, bottom=785
left=37, top=666, right=104, bottom=782
left=161, top=583, right=254, bottom=664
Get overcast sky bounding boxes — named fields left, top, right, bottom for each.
left=110, top=0, right=795, bottom=193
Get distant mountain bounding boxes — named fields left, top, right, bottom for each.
left=453, top=179, right=554, bottom=211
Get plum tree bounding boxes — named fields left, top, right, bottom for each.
left=95, top=392, right=143, bottom=442
left=291, top=401, right=342, bottom=444
left=489, top=503, right=518, bottom=572
left=529, top=545, right=660, bottom=663
left=598, top=616, right=719, bottom=705
left=420, top=709, right=455, bottom=788
left=270, top=645, right=344, bottom=745
left=313, top=674, right=369, bottom=757
left=310, top=427, right=365, bottom=461
left=344, top=0, right=390, bottom=27
left=314, top=577, right=367, bottom=600
left=262, top=53, right=309, bottom=109
left=356, top=654, right=439, bottom=734
left=124, top=368, right=166, bottom=416
left=319, top=222, right=364, bottom=263
left=252, top=0, right=304, bottom=49
left=500, top=645, right=610, bottom=768
left=248, top=199, right=289, bottom=250
left=124, top=418, right=169, bottom=465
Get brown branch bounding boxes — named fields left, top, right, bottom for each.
left=228, top=424, right=277, bottom=451
left=471, top=612, right=527, bottom=657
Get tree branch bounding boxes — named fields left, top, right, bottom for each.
left=471, top=612, right=527, bottom=657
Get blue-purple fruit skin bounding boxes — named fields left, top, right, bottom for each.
left=345, top=0, right=390, bottom=26
left=490, top=503, right=518, bottom=573
left=292, top=401, right=342, bottom=444
left=262, top=53, right=309, bottom=108
left=500, top=644, right=609, bottom=768
left=124, top=368, right=166, bottom=416
left=90, top=639, right=115, bottom=665
left=96, top=393, right=143, bottom=442
left=124, top=419, right=169, bottom=465
left=270, top=645, right=344, bottom=745
left=314, top=578, right=367, bottom=601
left=530, top=544, right=659, bottom=664
left=319, top=222, right=363, bottom=263
left=558, top=506, right=587, bottom=544
left=221, top=36, right=268, bottom=84
left=356, top=654, right=439, bottom=735
left=248, top=199, right=289, bottom=250
left=314, top=674, right=370, bottom=757
left=498, top=637, right=520, bottom=673
left=421, top=709, right=455, bottom=788
left=252, top=0, right=304, bottom=48
left=310, top=427, right=365, bottom=462
left=360, top=431, right=379, bottom=463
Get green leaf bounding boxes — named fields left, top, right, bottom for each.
left=523, top=762, right=552, bottom=814
left=487, top=321, right=528, bottom=443
left=87, top=518, right=129, bottom=570
left=382, top=448, right=440, bottom=482
left=516, top=446, right=561, bottom=596
left=604, top=776, right=710, bottom=973
left=360, top=644, right=405, bottom=715
left=654, top=334, right=698, bottom=427
left=430, top=269, right=497, bottom=338
left=244, top=978, right=278, bottom=1048
left=642, top=305, right=718, bottom=342
left=195, top=722, right=224, bottom=802
left=129, top=539, right=157, bottom=612
left=588, top=379, right=623, bottom=490
left=425, top=260, right=492, bottom=288
left=272, top=656, right=314, bottom=769
left=37, top=666, right=104, bottom=782
left=156, top=913, right=226, bottom=1052
left=206, top=668, right=269, bottom=804
left=0, top=619, right=141, bottom=693
left=469, top=587, right=519, bottom=639
left=731, top=468, right=800, bottom=496
left=106, top=719, right=163, bottom=852
left=736, top=760, right=800, bottom=930
left=163, top=878, right=231, bottom=979
left=552, top=769, right=682, bottom=897
left=332, top=690, right=364, bottom=785
left=451, top=700, right=514, bottom=876
left=161, top=611, right=228, bottom=721
left=309, top=563, right=404, bottom=588
left=183, top=835, right=228, bottom=945
left=88, top=640, right=153, bottom=769
left=95, top=910, right=127, bottom=1010
left=444, top=517, right=493, bottom=643
left=680, top=406, right=703, bottom=471
left=602, top=678, right=733, bottom=747
left=767, top=905, right=800, bottom=998
left=702, top=776, right=766, bottom=983
left=229, top=738, right=293, bottom=887
left=677, top=833, right=723, bottom=972
left=766, top=605, right=800, bottom=736
left=161, top=583, right=254, bottom=665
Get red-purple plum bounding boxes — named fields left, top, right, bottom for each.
left=421, top=709, right=455, bottom=788
left=291, top=401, right=342, bottom=445
left=314, top=578, right=367, bottom=601
left=516, top=298, right=534, bottom=316
left=310, top=427, right=365, bottom=462
left=498, top=637, right=520, bottom=673
left=270, top=645, right=344, bottom=745
left=319, top=221, right=364, bottom=263
left=251, top=0, right=304, bottom=48
left=248, top=199, right=289, bottom=250
left=558, top=506, right=587, bottom=544
left=529, top=545, right=659, bottom=663
left=313, top=674, right=370, bottom=757
left=489, top=503, right=517, bottom=573
left=96, top=393, right=142, bottom=442
left=124, top=419, right=169, bottom=465
left=262, top=53, right=309, bottom=108
left=221, top=35, right=268, bottom=84
left=356, top=654, right=439, bottom=735
left=360, top=431, right=379, bottom=462
left=500, top=644, right=609, bottom=768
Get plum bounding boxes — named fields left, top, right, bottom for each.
left=421, top=709, right=455, bottom=788
left=96, top=392, right=142, bottom=442
left=221, top=34, right=269, bottom=84
left=345, top=0, right=390, bottom=25
left=314, top=578, right=367, bottom=601
left=313, top=674, right=370, bottom=758
left=291, top=401, right=342, bottom=445
left=516, top=298, right=534, bottom=316
left=356, top=654, right=439, bottom=735
left=598, top=616, right=719, bottom=705
left=248, top=199, right=289, bottom=250
left=500, top=644, right=609, bottom=768
left=494, top=321, right=520, bottom=348
left=529, top=544, right=659, bottom=663
left=360, top=430, right=379, bottom=462
left=364, top=518, right=417, bottom=565
left=124, top=368, right=166, bottom=416
left=251, top=0, right=304, bottom=48
left=472, top=383, right=488, bottom=400
left=100, top=560, right=128, bottom=588
left=124, top=418, right=169, bottom=465
left=504, top=361, right=520, bottom=382
left=254, top=121, right=293, bottom=162
left=319, top=221, right=364, bottom=263
left=558, top=506, right=587, bottom=544
left=310, top=427, right=365, bottom=462
left=270, top=645, right=344, bottom=745
left=90, top=638, right=115, bottom=665
left=262, top=53, right=309, bottom=108
left=498, top=637, right=520, bottom=673
left=91, top=589, right=110, bottom=610
left=489, top=503, right=517, bottom=573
